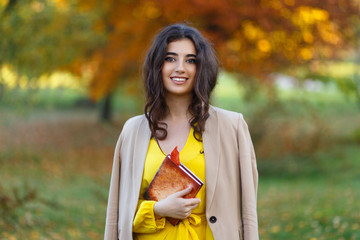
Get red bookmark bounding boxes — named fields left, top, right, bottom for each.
left=170, top=146, right=180, bottom=166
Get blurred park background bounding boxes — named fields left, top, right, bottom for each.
left=1, top=0, right=360, bottom=239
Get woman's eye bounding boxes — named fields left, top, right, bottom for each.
left=187, top=58, right=196, bottom=64
left=165, top=57, right=175, bottom=62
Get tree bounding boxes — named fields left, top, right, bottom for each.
left=66, top=0, right=358, bottom=97
left=0, top=0, right=104, bottom=81
left=1, top=0, right=359, bottom=120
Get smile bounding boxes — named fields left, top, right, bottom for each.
left=170, top=77, right=188, bottom=82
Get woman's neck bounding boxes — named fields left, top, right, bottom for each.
left=165, top=94, right=192, bottom=122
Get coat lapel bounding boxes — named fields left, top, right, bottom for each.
left=203, top=106, right=220, bottom=210
left=132, top=117, right=151, bottom=203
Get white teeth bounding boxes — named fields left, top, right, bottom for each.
left=171, top=77, right=186, bottom=82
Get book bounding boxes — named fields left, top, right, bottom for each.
left=143, top=147, right=204, bottom=226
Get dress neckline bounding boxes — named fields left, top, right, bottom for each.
left=154, top=127, right=193, bottom=156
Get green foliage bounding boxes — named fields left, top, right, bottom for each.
left=0, top=82, right=143, bottom=120
left=213, top=74, right=360, bottom=162
left=304, top=73, right=359, bottom=100
left=0, top=0, right=105, bottom=78
left=0, top=86, right=89, bottom=110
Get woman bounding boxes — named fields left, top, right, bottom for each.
left=104, top=24, right=259, bottom=240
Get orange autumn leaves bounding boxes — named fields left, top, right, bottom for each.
left=58, top=0, right=359, bottom=100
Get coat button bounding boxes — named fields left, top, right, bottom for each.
left=209, top=216, right=217, bottom=223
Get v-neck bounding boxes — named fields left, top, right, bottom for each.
left=155, top=128, right=193, bottom=156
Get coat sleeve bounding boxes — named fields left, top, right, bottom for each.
left=104, top=133, right=123, bottom=240
left=238, top=114, right=259, bottom=240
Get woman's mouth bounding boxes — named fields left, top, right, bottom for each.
left=171, top=77, right=188, bottom=83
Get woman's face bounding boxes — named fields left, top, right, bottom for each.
left=161, top=38, right=197, bottom=98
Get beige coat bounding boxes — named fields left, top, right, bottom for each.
left=104, top=106, right=259, bottom=240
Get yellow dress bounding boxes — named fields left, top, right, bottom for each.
left=133, top=128, right=214, bottom=240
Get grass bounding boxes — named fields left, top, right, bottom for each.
left=258, top=143, right=360, bottom=239
left=0, top=108, right=120, bottom=240
left=1, top=79, right=360, bottom=239
left=259, top=177, right=360, bottom=240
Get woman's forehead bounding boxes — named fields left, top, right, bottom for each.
left=166, top=38, right=196, bottom=55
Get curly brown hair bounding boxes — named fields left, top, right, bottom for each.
left=143, top=24, right=218, bottom=141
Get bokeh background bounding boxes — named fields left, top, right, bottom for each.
left=1, top=0, right=360, bottom=239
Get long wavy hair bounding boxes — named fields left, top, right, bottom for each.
left=143, top=24, right=218, bottom=141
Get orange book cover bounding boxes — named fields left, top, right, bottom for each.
left=143, top=151, right=204, bottom=226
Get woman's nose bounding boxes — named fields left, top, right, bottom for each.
left=175, top=61, right=185, bottom=73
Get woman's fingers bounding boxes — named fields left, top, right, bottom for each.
left=184, top=197, right=201, bottom=207
left=171, top=187, right=192, bottom=198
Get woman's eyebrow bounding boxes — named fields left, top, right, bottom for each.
left=166, top=52, right=178, bottom=56
left=166, top=52, right=197, bottom=58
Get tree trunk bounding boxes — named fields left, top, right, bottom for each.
left=100, top=93, right=112, bottom=122
left=4, top=0, right=17, bottom=14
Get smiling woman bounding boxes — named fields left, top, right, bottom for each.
left=104, top=24, right=259, bottom=240
left=162, top=39, right=197, bottom=99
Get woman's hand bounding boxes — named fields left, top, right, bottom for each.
left=153, top=187, right=201, bottom=219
